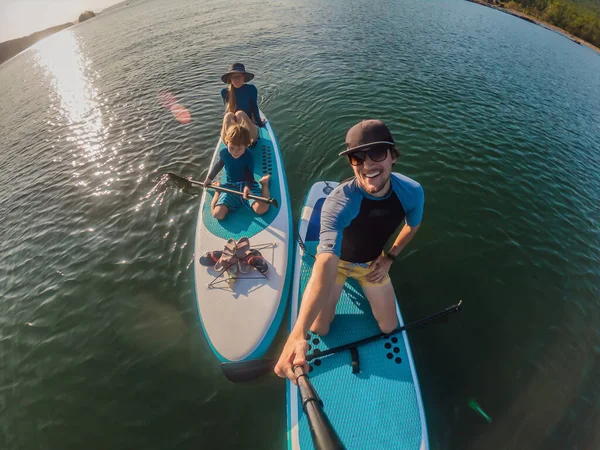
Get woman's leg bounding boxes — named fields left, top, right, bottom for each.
left=234, top=110, right=259, bottom=143
left=220, top=112, right=236, bottom=141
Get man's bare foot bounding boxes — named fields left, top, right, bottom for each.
left=259, top=174, right=271, bottom=187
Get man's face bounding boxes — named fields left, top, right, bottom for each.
left=350, top=148, right=397, bottom=196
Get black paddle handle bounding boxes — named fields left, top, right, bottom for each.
left=189, top=178, right=278, bottom=207
left=294, top=365, right=346, bottom=450
left=306, top=300, right=462, bottom=362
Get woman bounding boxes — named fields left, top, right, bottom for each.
left=220, top=63, right=265, bottom=145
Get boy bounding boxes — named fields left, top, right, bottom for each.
left=204, top=123, right=270, bottom=220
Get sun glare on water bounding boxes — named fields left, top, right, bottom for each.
left=34, top=30, right=115, bottom=193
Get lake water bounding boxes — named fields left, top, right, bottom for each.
left=1, top=0, right=599, bottom=448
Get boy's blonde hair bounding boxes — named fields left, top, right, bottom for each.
left=224, top=123, right=251, bottom=147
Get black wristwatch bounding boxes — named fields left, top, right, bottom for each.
left=386, top=252, right=397, bottom=262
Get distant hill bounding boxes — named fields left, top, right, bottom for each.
left=474, top=0, right=600, bottom=48
left=505, top=0, right=600, bottom=47
left=0, top=23, right=73, bottom=66
left=568, top=0, right=600, bottom=14
left=79, top=11, right=96, bottom=22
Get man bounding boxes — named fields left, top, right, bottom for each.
left=274, top=119, right=424, bottom=382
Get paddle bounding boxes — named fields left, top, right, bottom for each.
left=164, top=172, right=279, bottom=208
left=221, top=300, right=462, bottom=383
left=293, top=365, right=346, bottom=450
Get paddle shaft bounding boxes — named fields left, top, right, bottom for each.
left=187, top=178, right=277, bottom=206
left=294, top=365, right=345, bottom=450
left=220, top=300, right=463, bottom=383
left=306, top=300, right=462, bottom=362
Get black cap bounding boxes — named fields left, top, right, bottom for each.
left=339, top=119, right=395, bottom=156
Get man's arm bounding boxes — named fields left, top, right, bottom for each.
left=388, top=223, right=420, bottom=257
left=274, top=252, right=339, bottom=382
left=366, top=222, right=421, bottom=284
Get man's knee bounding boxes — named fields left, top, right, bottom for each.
left=378, top=318, right=398, bottom=335
left=310, top=322, right=330, bottom=336
left=234, top=110, right=247, bottom=120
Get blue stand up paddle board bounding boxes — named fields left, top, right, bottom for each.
left=287, top=180, right=429, bottom=449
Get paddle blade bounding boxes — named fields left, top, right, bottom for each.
left=271, top=198, right=279, bottom=209
left=221, top=358, right=276, bottom=383
left=164, top=172, right=194, bottom=191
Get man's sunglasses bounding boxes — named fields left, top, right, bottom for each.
left=347, top=146, right=391, bottom=166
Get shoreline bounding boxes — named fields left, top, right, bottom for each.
left=0, top=23, right=74, bottom=66
left=466, top=0, right=600, bottom=54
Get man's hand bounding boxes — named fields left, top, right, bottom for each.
left=367, top=255, right=393, bottom=283
left=204, top=178, right=212, bottom=187
left=243, top=186, right=251, bottom=199
left=274, top=334, right=309, bottom=383
left=273, top=253, right=338, bottom=382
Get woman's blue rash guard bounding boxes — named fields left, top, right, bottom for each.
left=317, top=173, right=424, bottom=263
left=207, top=147, right=255, bottom=188
left=221, top=84, right=261, bottom=125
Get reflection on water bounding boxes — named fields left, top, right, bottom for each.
left=1, top=0, right=599, bottom=448
left=35, top=30, right=112, bottom=192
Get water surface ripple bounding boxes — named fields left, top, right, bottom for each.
left=0, top=0, right=599, bottom=448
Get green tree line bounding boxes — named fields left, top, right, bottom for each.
left=504, top=0, right=600, bottom=46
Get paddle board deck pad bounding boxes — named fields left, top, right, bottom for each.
left=287, top=181, right=429, bottom=449
left=194, top=112, right=292, bottom=362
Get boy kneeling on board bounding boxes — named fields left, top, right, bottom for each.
left=204, top=123, right=270, bottom=220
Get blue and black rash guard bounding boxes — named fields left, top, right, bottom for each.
left=317, top=173, right=424, bottom=263
left=221, top=84, right=261, bottom=125
left=207, top=147, right=255, bottom=188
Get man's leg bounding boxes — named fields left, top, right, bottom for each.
left=362, top=282, right=399, bottom=334
left=309, top=282, right=344, bottom=336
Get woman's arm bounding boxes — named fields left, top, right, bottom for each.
left=250, top=86, right=262, bottom=125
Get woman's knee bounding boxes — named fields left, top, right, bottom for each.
left=223, top=112, right=235, bottom=123
left=234, top=110, right=249, bottom=120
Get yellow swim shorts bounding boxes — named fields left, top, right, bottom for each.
left=335, top=255, right=391, bottom=287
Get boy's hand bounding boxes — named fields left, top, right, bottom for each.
left=243, top=186, right=251, bottom=199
